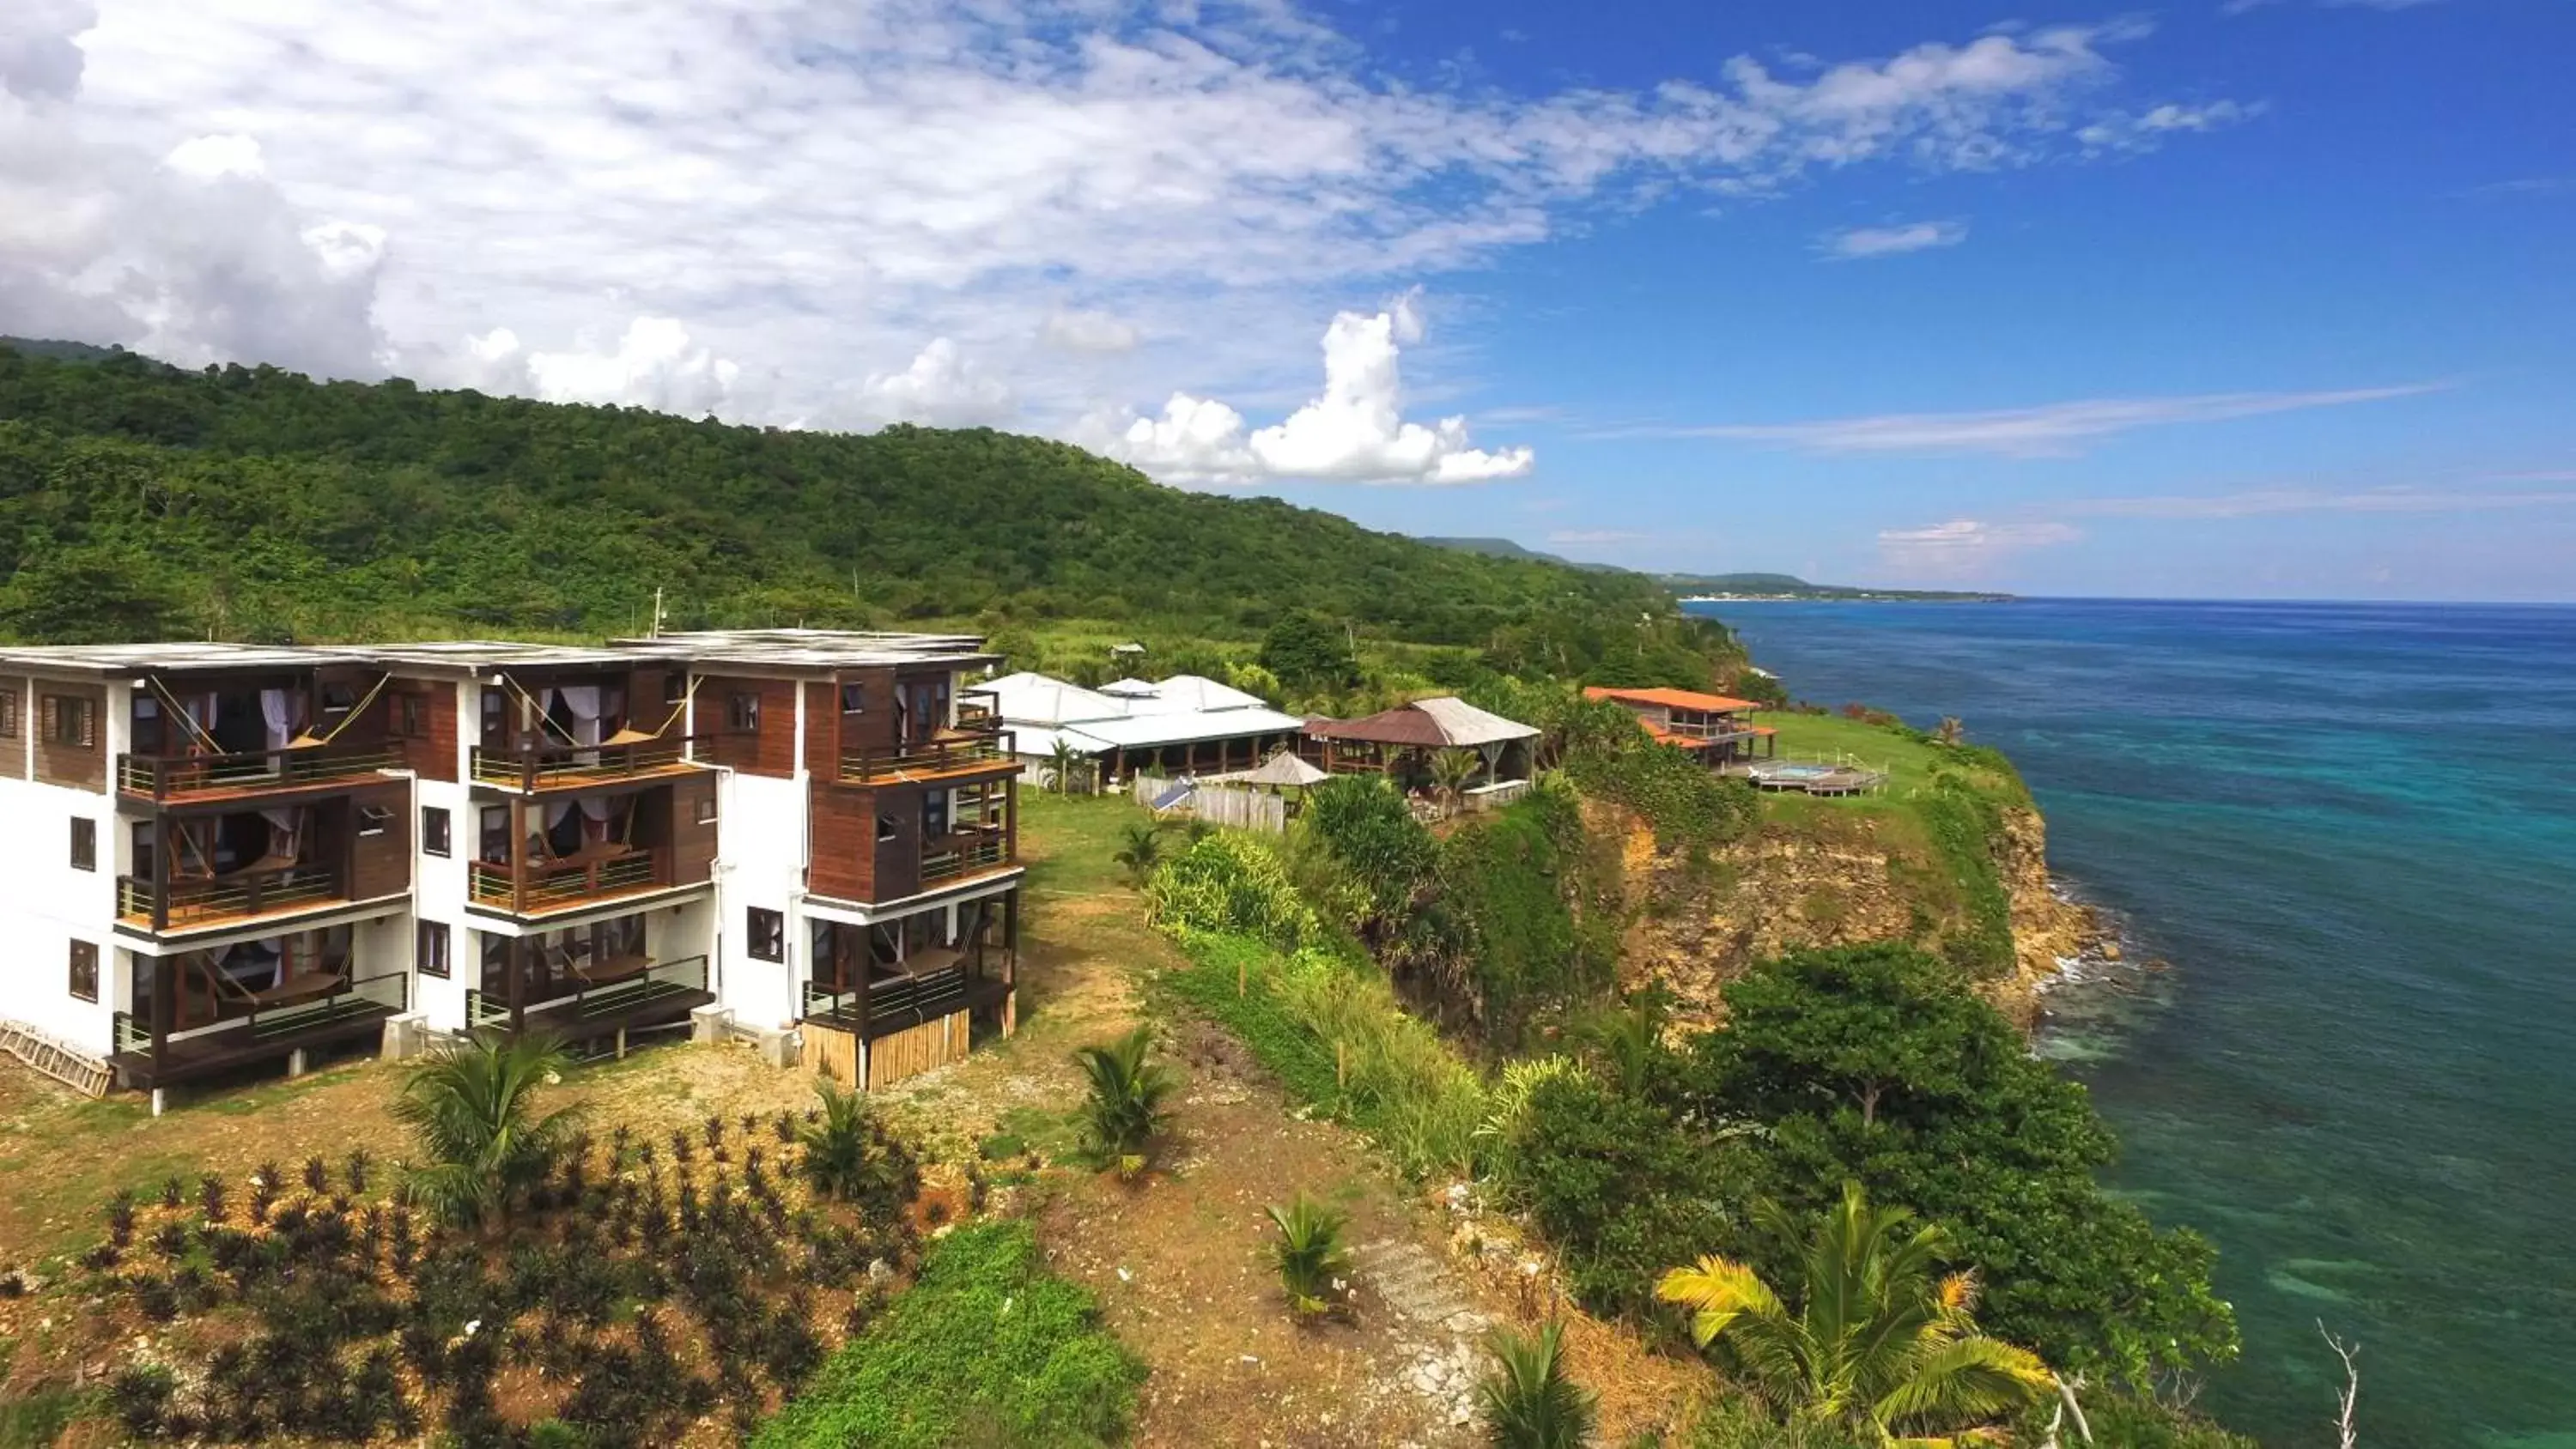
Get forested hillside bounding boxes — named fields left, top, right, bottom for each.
left=0, top=344, right=1730, bottom=683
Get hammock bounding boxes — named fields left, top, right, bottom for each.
left=286, top=673, right=393, bottom=749
left=602, top=674, right=704, bottom=747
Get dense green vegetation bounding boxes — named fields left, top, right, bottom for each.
left=0, top=343, right=1736, bottom=688
left=753, top=1222, right=1141, bottom=1449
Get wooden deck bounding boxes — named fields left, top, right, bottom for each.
left=108, top=999, right=398, bottom=1092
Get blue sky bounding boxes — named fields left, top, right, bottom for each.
left=4, top=0, right=2570, bottom=598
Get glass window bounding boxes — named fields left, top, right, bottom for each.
left=422, top=806, right=451, bottom=857
left=0, top=688, right=16, bottom=739
left=68, top=940, right=99, bottom=1003
left=358, top=804, right=393, bottom=837
left=727, top=691, right=761, bottom=732
left=47, top=695, right=95, bottom=749
left=416, top=919, right=451, bottom=978
left=840, top=682, right=865, bottom=714
left=70, top=816, right=95, bottom=872
left=746, top=907, right=786, bottom=962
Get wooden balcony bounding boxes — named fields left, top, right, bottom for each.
left=920, top=831, right=1012, bottom=886
left=839, top=723, right=1017, bottom=784
left=110, top=967, right=407, bottom=1092
left=118, top=746, right=400, bottom=807
left=467, top=848, right=696, bottom=919
left=118, top=864, right=350, bottom=934
left=465, top=955, right=713, bottom=1038
left=801, top=963, right=1006, bottom=1039
left=468, top=735, right=714, bottom=794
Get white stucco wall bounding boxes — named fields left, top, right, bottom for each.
left=0, top=680, right=128, bottom=1052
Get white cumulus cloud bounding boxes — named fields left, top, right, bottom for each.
left=1081, top=298, right=1534, bottom=486
left=848, top=337, right=1016, bottom=428
left=515, top=317, right=743, bottom=417
left=1039, top=308, right=1140, bottom=355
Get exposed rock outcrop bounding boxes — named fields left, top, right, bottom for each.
left=1603, top=796, right=2099, bottom=1033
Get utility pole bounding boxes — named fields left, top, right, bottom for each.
left=650, top=586, right=666, bottom=639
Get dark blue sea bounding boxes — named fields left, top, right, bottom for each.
left=1686, top=598, right=2576, bottom=1449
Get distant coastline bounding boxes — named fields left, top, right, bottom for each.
left=1678, top=591, right=2015, bottom=604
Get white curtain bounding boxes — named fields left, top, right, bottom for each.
left=580, top=792, right=611, bottom=843
left=260, top=808, right=300, bottom=862
left=560, top=686, right=603, bottom=748
left=260, top=688, right=292, bottom=750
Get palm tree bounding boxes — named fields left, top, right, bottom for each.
left=1045, top=738, right=1090, bottom=795
left=1934, top=717, right=1965, bottom=748
left=1112, top=822, right=1164, bottom=887
left=392, top=1029, right=583, bottom=1232
left=1072, top=1026, right=1176, bottom=1179
left=1431, top=747, right=1485, bottom=815
left=1478, top=1320, right=1597, bottom=1449
left=1655, top=1183, right=2051, bottom=1446
left=797, top=1081, right=914, bottom=1214
left=1266, top=1193, right=1354, bottom=1320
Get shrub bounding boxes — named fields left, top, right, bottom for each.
left=1265, top=1194, right=1353, bottom=1321
left=1145, top=832, right=1321, bottom=947
left=1477, top=1321, right=1596, bottom=1449
left=1072, top=1027, right=1176, bottom=1179
left=795, top=1082, right=920, bottom=1218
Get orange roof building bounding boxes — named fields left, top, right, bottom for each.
left=1583, top=685, right=1776, bottom=762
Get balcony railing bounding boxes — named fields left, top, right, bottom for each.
left=466, top=850, right=665, bottom=915
left=118, top=864, right=344, bottom=931
left=841, top=723, right=1014, bottom=783
left=468, top=955, right=710, bottom=1033
left=801, top=963, right=976, bottom=1036
left=113, top=967, right=407, bottom=1058
left=468, top=734, right=713, bottom=792
left=118, top=747, right=400, bottom=803
left=920, top=834, right=1010, bottom=885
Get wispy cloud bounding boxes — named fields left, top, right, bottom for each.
left=2222, top=0, right=2444, bottom=14
left=1608, top=383, right=2447, bottom=458
left=1878, top=519, right=2083, bottom=577
left=1819, top=220, right=1968, bottom=260
left=1546, top=530, right=1649, bottom=546
left=2466, top=177, right=2575, bottom=198
left=2062, top=477, right=2576, bottom=518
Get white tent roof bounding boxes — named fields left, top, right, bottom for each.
left=1069, top=706, right=1309, bottom=750
left=1409, top=695, right=1541, bottom=746
left=1210, top=751, right=1332, bottom=787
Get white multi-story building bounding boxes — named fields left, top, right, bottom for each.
left=0, top=629, right=1024, bottom=1111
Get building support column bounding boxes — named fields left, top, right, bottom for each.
left=287, top=1048, right=307, bottom=1079
left=150, top=1088, right=165, bottom=1118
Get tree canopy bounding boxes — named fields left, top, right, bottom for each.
left=0, top=343, right=1738, bottom=688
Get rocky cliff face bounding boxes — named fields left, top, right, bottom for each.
left=1604, top=797, right=2097, bottom=1032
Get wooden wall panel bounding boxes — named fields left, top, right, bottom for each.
left=33, top=679, right=105, bottom=791
left=0, top=675, right=26, bottom=779
left=670, top=773, right=719, bottom=884
left=702, top=676, right=797, bottom=777
left=866, top=1009, right=970, bottom=1089
left=872, top=782, right=921, bottom=902
left=808, top=785, right=876, bottom=904
left=802, top=682, right=835, bottom=778
left=839, top=667, right=898, bottom=753
left=800, top=1021, right=860, bottom=1086
left=389, top=682, right=458, bottom=781
left=348, top=783, right=412, bottom=898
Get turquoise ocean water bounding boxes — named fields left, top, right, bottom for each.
left=1687, top=599, right=2576, bottom=1449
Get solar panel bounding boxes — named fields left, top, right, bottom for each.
left=1149, top=780, right=1195, bottom=812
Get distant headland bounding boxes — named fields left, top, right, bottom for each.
left=1416, top=537, right=2017, bottom=603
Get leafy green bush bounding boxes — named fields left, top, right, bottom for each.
left=1298, top=776, right=1440, bottom=936
left=1678, top=944, right=2239, bottom=1385
left=1687, top=1397, right=1868, bottom=1449
left=1561, top=737, right=1758, bottom=854
left=1143, top=833, right=1321, bottom=948
left=1499, top=1074, right=1750, bottom=1320
left=755, top=1222, right=1142, bottom=1449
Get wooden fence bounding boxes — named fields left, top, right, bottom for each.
left=1130, top=775, right=1290, bottom=834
